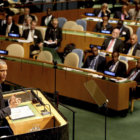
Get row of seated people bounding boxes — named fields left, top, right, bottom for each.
left=83, top=46, right=140, bottom=98
left=0, top=15, right=62, bottom=58
left=93, top=2, right=140, bottom=21
left=0, top=13, right=140, bottom=60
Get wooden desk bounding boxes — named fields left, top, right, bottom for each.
left=82, top=16, right=140, bottom=33
left=59, top=29, right=112, bottom=52
left=0, top=37, right=32, bottom=58
left=4, top=56, right=137, bottom=111
left=4, top=89, right=68, bottom=138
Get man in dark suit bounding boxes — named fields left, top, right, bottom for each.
left=94, top=15, right=113, bottom=34
left=41, top=8, right=54, bottom=27
left=116, top=19, right=130, bottom=42
left=22, top=20, right=43, bottom=57
left=93, top=3, right=111, bottom=18
left=44, top=18, right=62, bottom=49
left=128, top=59, right=140, bottom=98
left=0, top=15, right=19, bottom=36
left=114, top=4, right=131, bottom=20
left=105, top=51, right=127, bottom=77
left=123, top=34, right=140, bottom=56
left=83, top=46, right=106, bottom=72
left=18, top=8, right=35, bottom=24
left=102, top=28, right=124, bottom=53
left=0, top=60, right=21, bottom=136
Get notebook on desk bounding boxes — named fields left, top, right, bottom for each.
left=10, top=105, right=35, bottom=120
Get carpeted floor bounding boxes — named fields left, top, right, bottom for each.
left=58, top=101, right=140, bottom=140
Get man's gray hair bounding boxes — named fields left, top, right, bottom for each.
left=0, top=59, right=7, bottom=65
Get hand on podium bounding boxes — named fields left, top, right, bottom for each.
left=9, top=94, right=21, bottom=108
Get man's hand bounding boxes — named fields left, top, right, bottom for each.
left=9, top=95, right=21, bottom=108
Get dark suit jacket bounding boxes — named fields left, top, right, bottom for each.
left=102, top=37, right=124, bottom=53
left=128, top=68, right=140, bottom=84
left=83, top=55, right=106, bottom=72
left=41, top=15, right=54, bottom=27
left=22, top=29, right=43, bottom=45
left=93, top=9, right=110, bottom=17
left=123, top=43, right=140, bottom=56
left=0, top=92, right=11, bottom=119
left=94, top=22, right=113, bottom=33
left=44, top=27, right=62, bottom=47
left=119, top=26, right=130, bottom=42
left=114, top=11, right=131, bottom=20
left=105, top=60, right=127, bottom=77
left=0, top=23, right=20, bottom=36
left=18, top=15, right=35, bottom=24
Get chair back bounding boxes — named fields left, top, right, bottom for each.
left=58, top=17, right=67, bottom=28
left=64, top=52, right=79, bottom=68
left=71, top=24, right=84, bottom=31
left=125, top=25, right=133, bottom=35
left=36, top=26, right=46, bottom=40
left=76, top=19, right=87, bottom=31
left=37, top=51, right=53, bottom=63
left=6, top=44, right=24, bottom=57
left=136, top=27, right=140, bottom=43
left=72, top=49, right=83, bottom=68
left=62, top=21, right=77, bottom=30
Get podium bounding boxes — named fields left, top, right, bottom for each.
left=3, top=88, right=68, bottom=140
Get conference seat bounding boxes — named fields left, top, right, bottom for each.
left=58, top=17, right=67, bottom=28
left=136, top=27, right=140, bottom=43
left=124, top=25, right=133, bottom=36
left=71, top=24, right=84, bottom=31
left=62, top=21, right=77, bottom=30
left=76, top=19, right=87, bottom=31
left=6, top=44, right=24, bottom=58
left=119, top=56, right=128, bottom=70
left=64, top=52, right=79, bottom=68
left=37, top=51, right=53, bottom=63
left=72, top=49, right=84, bottom=68
left=36, top=26, right=46, bottom=40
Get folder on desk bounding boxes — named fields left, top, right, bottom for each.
left=10, top=105, right=35, bottom=120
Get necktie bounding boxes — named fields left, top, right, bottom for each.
left=106, top=39, right=115, bottom=52
left=90, top=57, right=97, bottom=70
left=128, top=46, right=135, bottom=56
left=121, top=14, right=125, bottom=20
left=128, top=70, right=138, bottom=80
left=6, top=25, right=10, bottom=37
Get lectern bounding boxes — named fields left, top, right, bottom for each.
left=3, top=88, right=68, bottom=140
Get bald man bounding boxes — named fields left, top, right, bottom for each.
left=123, top=34, right=140, bottom=56
left=102, top=28, right=124, bottom=53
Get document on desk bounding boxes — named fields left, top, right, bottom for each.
left=44, top=40, right=56, bottom=45
left=16, top=39, right=32, bottom=43
left=10, top=105, right=35, bottom=120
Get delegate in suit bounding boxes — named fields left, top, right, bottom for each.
left=105, top=51, right=127, bottom=77
left=102, top=28, right=124, bottom=53
left=83, top=46, right=106, bottom=72
left=0, top=15, right=19, bottom=36
left=123, top=34, right=140, bottom=56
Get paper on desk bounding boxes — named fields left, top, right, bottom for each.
left=63, top=67, right=82, bottom=72
left=10, top=105, right=35, bottom=120
left=88, top=73, right=103, bottom=78
left=109, top=78, right=128, bottom=83
left=44, top=40, right=56, bottom=45
left=16, top=39, right=32, bottom=43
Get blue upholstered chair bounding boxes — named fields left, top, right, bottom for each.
left=57, top=17, right=67, bottom=28
left=136, top=27, right=140, bottom=43
left=76, top=19, right=87, bottom=31
left=72, top=49, right=84, bottom=68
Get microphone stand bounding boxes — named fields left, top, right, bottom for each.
left=53, top=61, right=59, bottom=108
left=58, top=102, right=76, bottom=140
left=100, top=100, right=108, bottom=140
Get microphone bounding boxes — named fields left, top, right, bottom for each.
left=41, top=104, right=51, bottom=115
